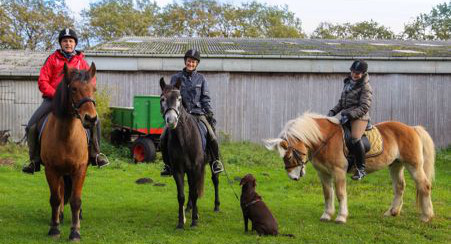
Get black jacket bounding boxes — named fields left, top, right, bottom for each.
left=170, top=69, right=212, bottom=115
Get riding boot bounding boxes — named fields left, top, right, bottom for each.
left=159, top=129, right=172, bottom=176
left=22, top=124, right=41, bottom=174
left=89, top=122, right=109, bottom=168
left=209, top=137, right=224, bottom=174
left=351, top=138, right=366, bottom=180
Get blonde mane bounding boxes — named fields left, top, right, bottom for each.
left=278, top=112, right=339, bottom=148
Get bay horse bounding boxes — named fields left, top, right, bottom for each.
left=159, top=77, right=220, bottom=229
left=40, top=63, right=98, bottom=240
left=264, top=112, right=435, bottom=223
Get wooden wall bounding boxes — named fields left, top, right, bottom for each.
left=1, top=72, right=450, bottom=147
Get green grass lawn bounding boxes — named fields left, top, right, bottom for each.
left=0, top=142, right=450, bottom=244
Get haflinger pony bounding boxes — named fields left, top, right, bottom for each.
left=159, top=77, right=220, bottom=229
left=40, top=63, right=98, bottom=241
left=264, top=112, right=435, bottom=223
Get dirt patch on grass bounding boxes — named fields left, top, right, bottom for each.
left=0, top=158, right=15, bottom=166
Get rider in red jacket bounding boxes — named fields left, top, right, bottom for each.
left=22, top=28, right=108, bottom=174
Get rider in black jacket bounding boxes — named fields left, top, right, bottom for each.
left=160, top=49, right=223, bottom=176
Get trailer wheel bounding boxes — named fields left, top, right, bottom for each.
left=131, top=137, right=156, bottom=163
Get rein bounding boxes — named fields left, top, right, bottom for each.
left=72, top=96, right=96, bottom=119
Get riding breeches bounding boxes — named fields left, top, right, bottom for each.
left=351, top=119, right=368, bottom=140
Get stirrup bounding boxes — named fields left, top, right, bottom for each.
left=211, top=160, right=224, bottom=174
left=96, top=153, right=110, bottom=168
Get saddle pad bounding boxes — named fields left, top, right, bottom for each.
left=364, top=126, right=383, bottom=157
left=196, top=120, right=207, bottom=152
left=343, top=126, right=383, bottom=158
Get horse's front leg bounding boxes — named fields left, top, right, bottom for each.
left=333, top=168, right=348, bottom=223
left=69, top=170, right=86, bottom=241
left=211, top=164, right=220, bottom=212
left=45, top=171, right=63, bottom=238
left=173, top=172, right=185, bottom=229
left=317, top=171, right=335, bottom=221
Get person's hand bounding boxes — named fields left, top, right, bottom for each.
left=327, top=110, right=335, bottom=117
left=205, top=111, right=216, bottom=127
left=341, top=111, right=351, bottom=118
left=340, top=115, right=349, bottom=125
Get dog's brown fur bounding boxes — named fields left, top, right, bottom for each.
left=240, top=174, right=278, bottom=236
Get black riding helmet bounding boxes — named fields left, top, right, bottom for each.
left=58, top=28, right=78, bottom=45
left=350, top=59, right=368, bottom=74
left=184, top=49, right=201, bottom=63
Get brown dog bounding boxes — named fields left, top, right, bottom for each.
left=240, top=174, right=278, bottom=236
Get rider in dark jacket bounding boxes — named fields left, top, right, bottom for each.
left=160, top=49, right=223, bottom=176
left=328, top=60, right=373, bottom=180
left=22, top=28, right=109, bottom=174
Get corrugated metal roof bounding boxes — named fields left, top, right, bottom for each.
left=1, top=37, right=450, bottom=76
left=88, top=37, right=451, bottom=57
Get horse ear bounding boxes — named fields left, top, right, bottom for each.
left=175, top=78, right=182, bottom=89
left=280, top=140, right=288, bottom=150
left=160, top=77, right=166, bottom=91
left=89, top=62, right=96, bottom=78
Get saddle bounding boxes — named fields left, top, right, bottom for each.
left=37, top=115, right=90, bottom=144
left=342, top=121, right=384, bottom=170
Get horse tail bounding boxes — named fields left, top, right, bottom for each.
left=63, top=175, right=72, bottom=205
left=413, top=126, right=436, bottom=182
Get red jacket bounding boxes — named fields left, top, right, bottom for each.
left=38, top=50, right=96, bottom=98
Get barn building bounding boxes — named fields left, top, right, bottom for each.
left=1, top=37, right=450, bottom=147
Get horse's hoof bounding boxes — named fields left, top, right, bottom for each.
left=384, top=208, right=399, bottom=217
left=320, top=213, right=332, bottom=222
left=214, top=206, right=220, bottom=212
left=48, top=228, right=60, bottom=238
left=176, top=224, right=184, bottom=229
left=59, top=212, right=64, bottom=223
left=69, top=230, right=81, bottom=242
left=335, top=216, right=347, bottom=224
left=191, top=221, right=198, bottom=227
left=420, top=215, right=432, bottom=223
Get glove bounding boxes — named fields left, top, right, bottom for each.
left=341, top=111, right=351, bottom=118
left=327, top=110, right=335, bottom=117
left=205, top=111, right=216, bottom=128
left=340, top=115, right=349, bottom=125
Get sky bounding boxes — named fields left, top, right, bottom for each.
left=66, top=0, right=446, bottom=35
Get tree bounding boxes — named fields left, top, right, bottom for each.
left=81, top=0, right=159, bottom=43
left=402, top=1, right=450, bottom=40
left=0, top=0, right=74, bottom=50
left=311, top=20, right=395, bottom=40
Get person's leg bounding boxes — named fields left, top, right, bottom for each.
left=23, top=99, right=53, bottom=174
left=350, top=119, right=368, bottom=180
left=199, top=116, right=223, bottom=174
left=88, top=119, right=109, bottom=167
left=159, top=128, right=172, bottom=176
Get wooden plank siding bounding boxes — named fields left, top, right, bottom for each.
left=1, top=72, right=450, bottom=148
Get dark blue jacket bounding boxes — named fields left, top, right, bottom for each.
left=170, top=68, right=212, bottom=115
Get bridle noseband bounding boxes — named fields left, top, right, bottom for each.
left=69, top=84, right=96, bottom=119
left=284, top=146, right=307, bottom=170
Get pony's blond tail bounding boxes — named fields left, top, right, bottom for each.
left=414, top=126, right=436, bottom=182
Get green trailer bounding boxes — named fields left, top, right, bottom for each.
left=110, top=95, right=165, bottom=163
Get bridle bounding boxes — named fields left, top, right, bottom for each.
left=160, top=92, right=181, bottom=120
left=69, top=84, right=96, bottom=120
left=284, top=128, right=340, bottom=171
